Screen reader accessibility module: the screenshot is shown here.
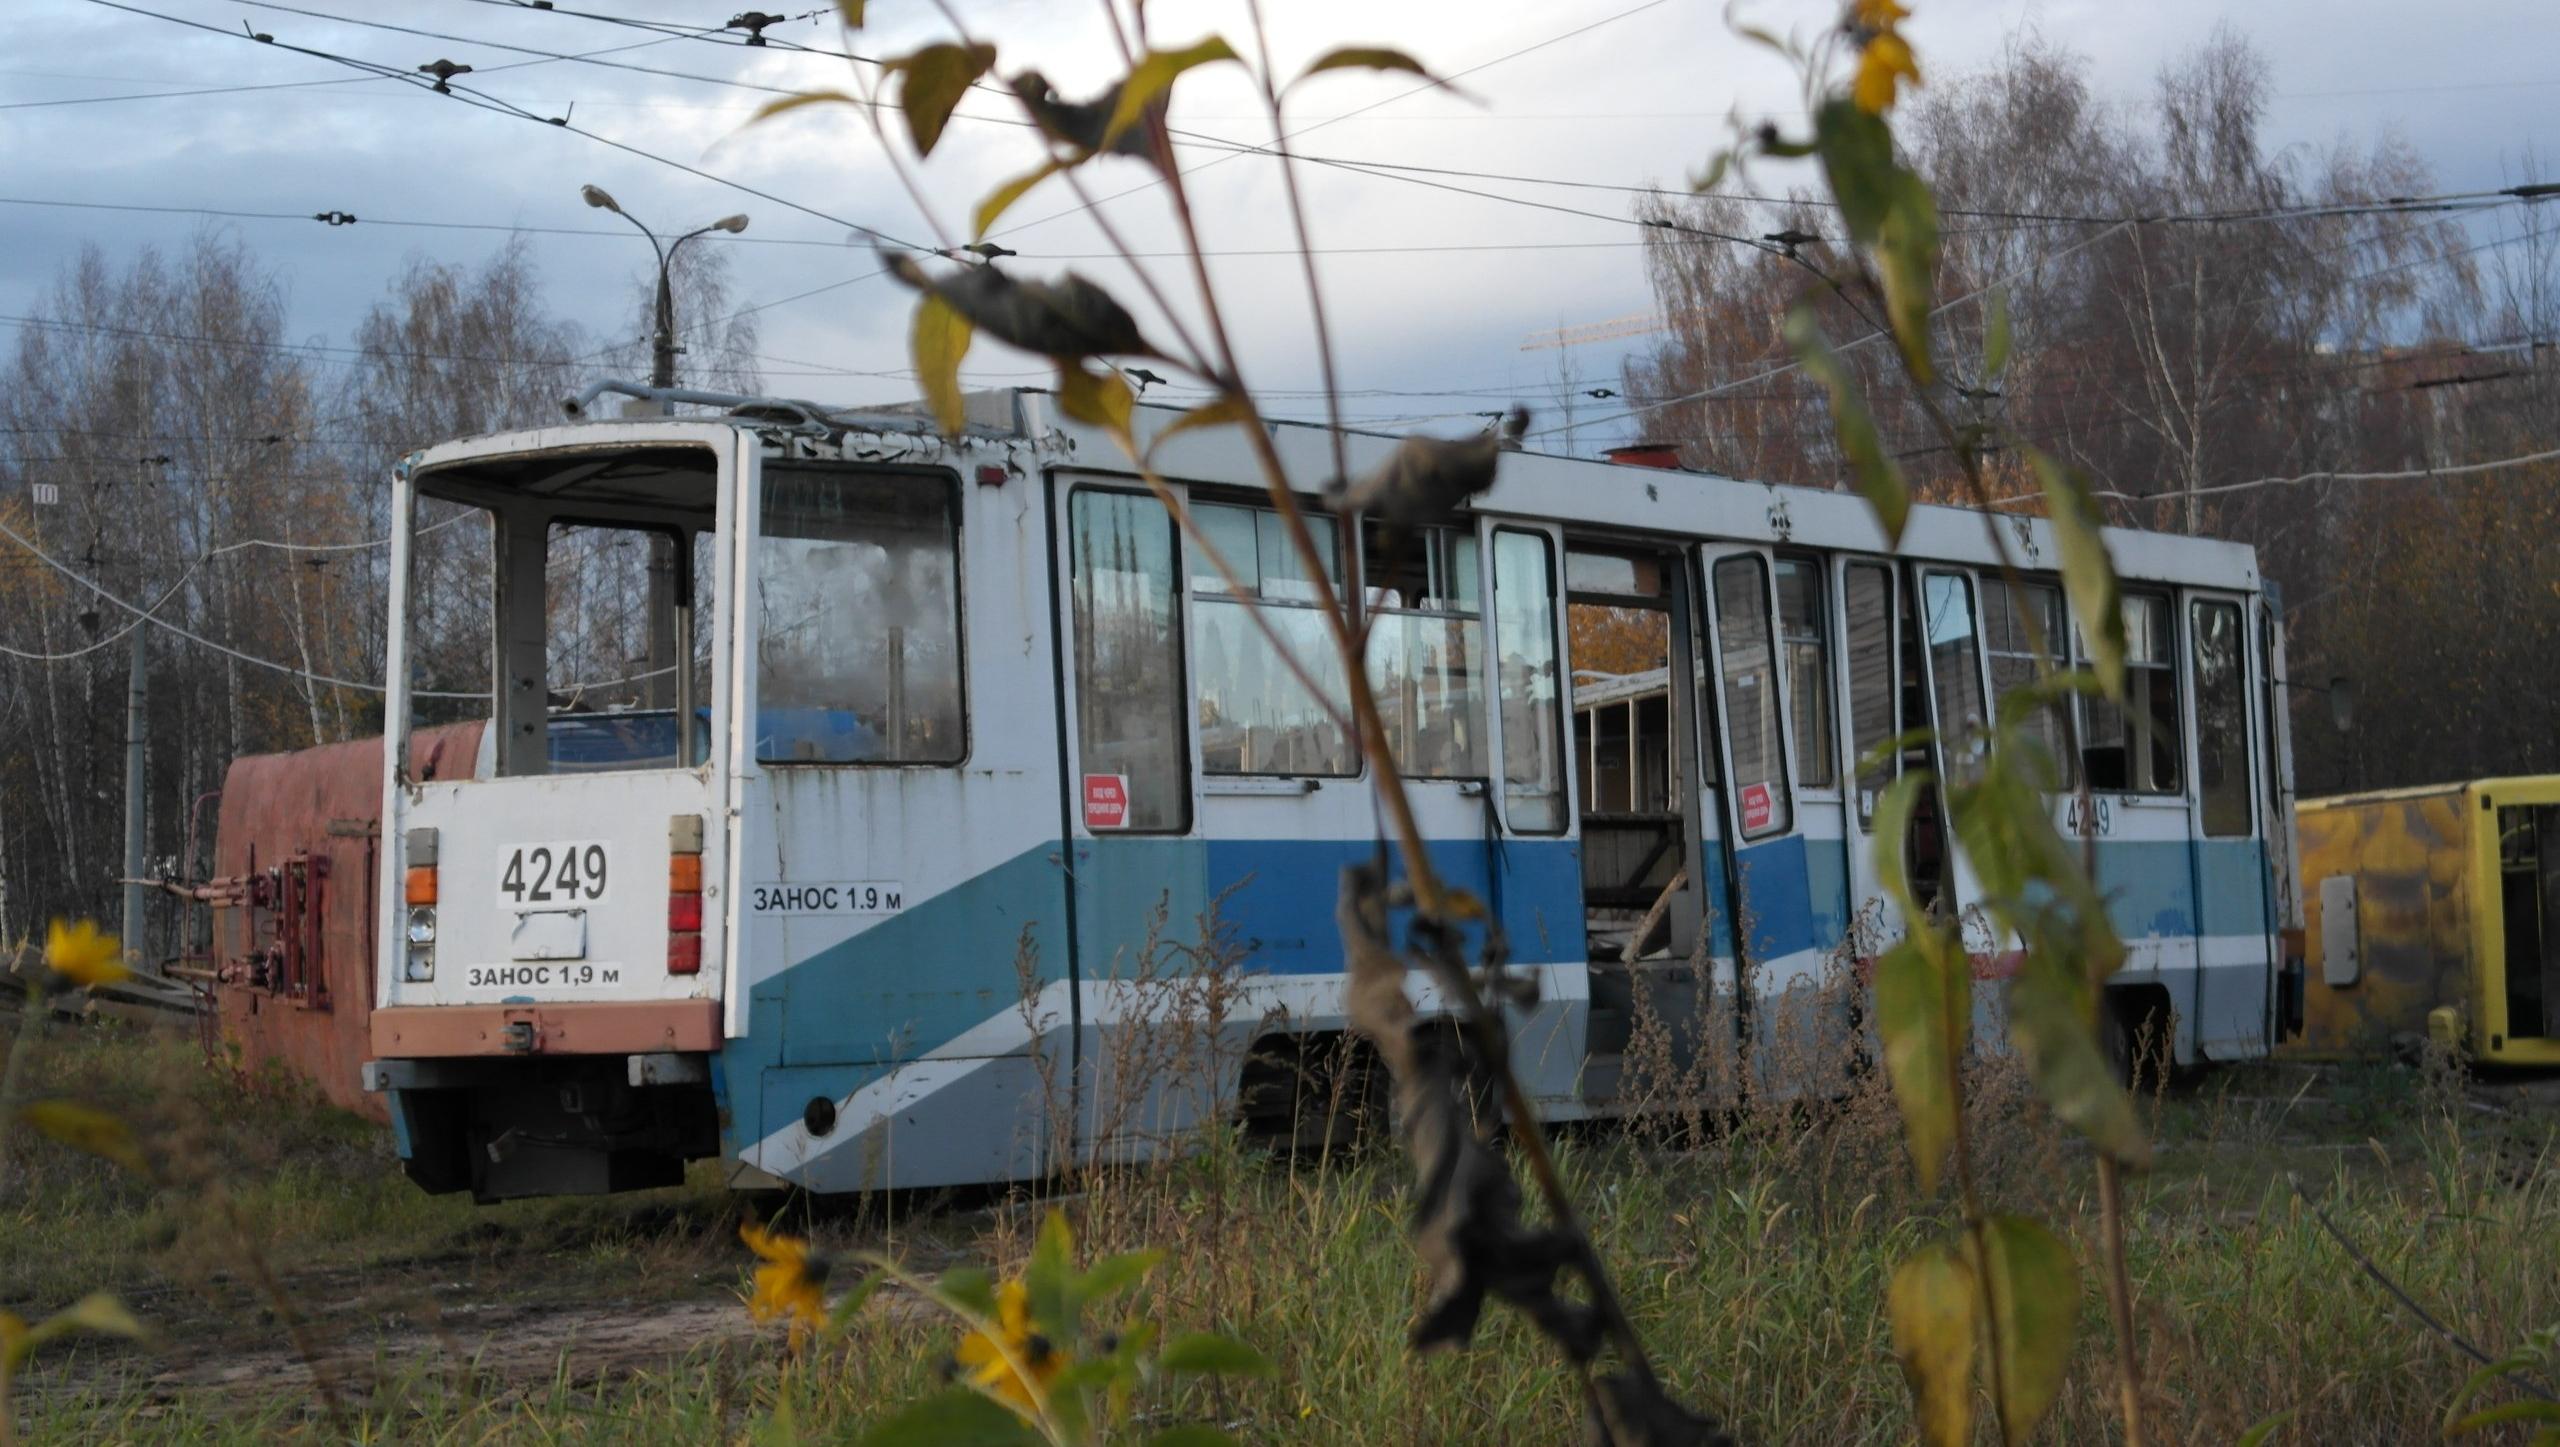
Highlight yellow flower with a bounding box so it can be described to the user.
[954,1278,1065,1419]
[1854,0,1911,28]
[739,1222,829,1344]
[44,918,128,990]
[1853,29,1921,114]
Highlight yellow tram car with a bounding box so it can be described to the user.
[2288,777,2560,1066]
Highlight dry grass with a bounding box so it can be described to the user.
[4,1010,2556,1443]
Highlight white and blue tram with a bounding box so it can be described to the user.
[364,387,2300,1200]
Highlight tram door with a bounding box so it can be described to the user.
[1697,545,1850,1093]
[1833,557,1907,955]
[1562,543,1723,1104]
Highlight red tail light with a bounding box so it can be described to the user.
[668,893,704,932]
[666,932,702,975]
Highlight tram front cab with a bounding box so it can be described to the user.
[367,422,740,1201]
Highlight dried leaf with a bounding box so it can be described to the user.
[1143,394,1254,464]
[1332,408,1520,528]
[1105,36,1240,147]
[1336,865,1596,1361]
[886,253,1154,360]
[1010,71,1153,162]
[1966,1215,2079,1445]
[1888,1242,1978,1447]
[2025,446,2125,700]
[832,0,864,28]
[16,1099,146,1174]
[1055,364,1135,439]
[910,293,974,438]
[974,157,1063,239]
[1586,1368,1735,1446]
[895,42,996,156]
[1784,305,1907,545]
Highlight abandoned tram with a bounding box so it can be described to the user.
[203,386,2302,1201]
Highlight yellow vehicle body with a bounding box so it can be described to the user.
[2290,777,2560,1066]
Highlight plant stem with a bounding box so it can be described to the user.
[2097,1152,2145,1446]
[0,986,48,1203]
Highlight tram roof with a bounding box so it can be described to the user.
[403,386,2263,595]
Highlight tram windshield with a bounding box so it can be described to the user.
[405,444,718,777]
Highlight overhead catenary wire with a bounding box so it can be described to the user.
[0,512,665,698]
[81,0,934,255]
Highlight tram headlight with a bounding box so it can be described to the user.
[404,936,435,983]
[406,907,437,946]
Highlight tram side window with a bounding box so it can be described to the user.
[1979,578,2075,788]
[1069,490,1190,832]
[1921,572,1989,784]
[1365,522,1484,780]
[2082,592,2180,794]
[1712,555,1791,838]
[1493,530,1567,833]
[755,467,963,764]
[1773,558,1837,790]
[1843,563,1897,821]
[2191,599,2251,836]
[1190,501,1355,776]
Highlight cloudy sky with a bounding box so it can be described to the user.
[5,0,2557,454]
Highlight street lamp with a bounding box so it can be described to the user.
[580,184,749,388]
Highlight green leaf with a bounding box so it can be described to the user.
[1055,365,1136,438]
[1983,288,2012,380]
[1024,1208,1076,1337]
[1689,149,1735,196]
[1288,46,1460,96]
[2025,447,2124,701]
[856,1387,1042,1447]
[2234,1408,2296,1447]
[911,294,975,438]
[974,158,1063,239]
[746,89,861,129]
[2007,968,2151,1166]
[1105,36,1240,147]
[1873,936,1965,1194]
[1074,1248,1162,1306]
[1966,1215,2079,1446]
[826,1269,885,1329]
[934,1266,996,1320]
[1812,97,1940,384]
[2448,1400,2560,1435]
[897,42,997,157]
[17,1099,146,1174]
[5,1292,146,1371]
[1145,1429,1240,1447]
[1868,768,1932,919]
[1784,304,1907,545]
[1873,175,1941,385]
[1158,1331,1275,1376]
[1887,1242,1978,1447]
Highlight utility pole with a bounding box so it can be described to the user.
[577,184,749,711]
[121,627,146,974]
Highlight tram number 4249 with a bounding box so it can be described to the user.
[2064,795,2115,837]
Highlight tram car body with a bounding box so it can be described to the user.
[2284,778,2560,1066]
[343,388,2300,1201]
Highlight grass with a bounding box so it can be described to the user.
[3,1018,2555,1443]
